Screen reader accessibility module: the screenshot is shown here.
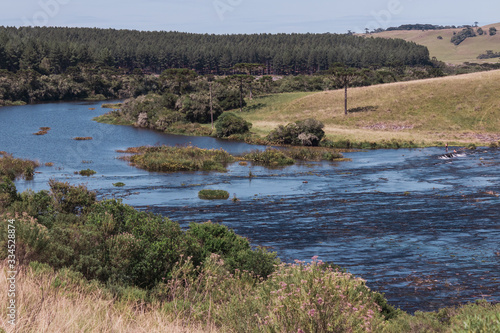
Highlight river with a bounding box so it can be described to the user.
[1,100,499,313]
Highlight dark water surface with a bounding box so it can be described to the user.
[1,101,499,313]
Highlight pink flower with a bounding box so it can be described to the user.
[317,297,324,305]
[298,329,305,333]
[308,309,316,317]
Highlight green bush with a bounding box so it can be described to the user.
[267,118,325,146]
[185,221,278,278]
[48,179,96,214]
[198,189,230,200]
[215,112,252,138]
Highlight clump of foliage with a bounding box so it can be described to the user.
[73,137,93,140]
[33,127,51,135]
[283,147,344,161]
[112,182,126,187]
[78,169,97,176]
[158,256,395,332]
[121,145,235,172]
[215,112,252,138]
[243,149,295,167]
[451,27,476,45]
[0,153,39,181]
[267,118,325,146]
[490,27,497,36]
[0,182,278,290]
[198,189,230,200]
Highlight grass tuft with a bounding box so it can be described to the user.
[198,189,230,200]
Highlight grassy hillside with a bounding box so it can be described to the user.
[368,23,500,64]
[242,70,500,145]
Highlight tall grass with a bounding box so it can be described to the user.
[121,145,235,172]
[0,261,217,333]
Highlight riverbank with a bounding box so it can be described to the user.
[239,70,500,147]
[95,70,500,148]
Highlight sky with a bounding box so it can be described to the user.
[1,0,498,34]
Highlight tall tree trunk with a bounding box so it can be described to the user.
[344,84,348,115]
[209,81,214,129]
[239,78,243,112]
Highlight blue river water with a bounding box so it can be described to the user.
[1,100,499,313]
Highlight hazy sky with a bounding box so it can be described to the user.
[2,0,498,34]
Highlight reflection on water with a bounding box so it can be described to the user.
[2,101,499,313]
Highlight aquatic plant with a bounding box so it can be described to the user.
[78,169,97,176]
[243,149,295,167]
[33,127,51,135]
[123,145,235,172]
[198,189,229,200]
[73,137,93,140]
[112,182,126,187]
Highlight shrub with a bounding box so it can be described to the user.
[0,176,18,208]
[48,179,96,214]
[185,221,278,278]
[198,189,230,200]
[267,118,325,146]
[215,112,252,138]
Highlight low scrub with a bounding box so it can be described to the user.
[243,147,344,166]
[120,145,235,172]
[198,189,230,200]
[243,149,295,167]
[78,169,97,176]
[0,153,38,181]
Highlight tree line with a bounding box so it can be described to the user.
[0,26,432,75]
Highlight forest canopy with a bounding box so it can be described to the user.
[0,26,431,75]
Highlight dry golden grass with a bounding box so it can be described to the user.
[367,23,500,64]
[243,70,500,145]
[0,262,217,333]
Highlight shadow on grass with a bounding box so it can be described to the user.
[244,103,267,112]
[348,105,378,113]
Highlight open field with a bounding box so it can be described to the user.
[368,23,500,64]
[241,70,500,146]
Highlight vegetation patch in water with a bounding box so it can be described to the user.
[101,103,123,109]
[243,149,295,167]
[78,169,97,176]
[112,182,126,187]
[120,145,235,172]
[33,127,51,136]
[73,137,93,141]
[198,189,230,200]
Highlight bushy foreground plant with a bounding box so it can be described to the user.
[157,256,395,332]
[0,181,278,291]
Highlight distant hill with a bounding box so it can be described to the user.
[365,23,500,65]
